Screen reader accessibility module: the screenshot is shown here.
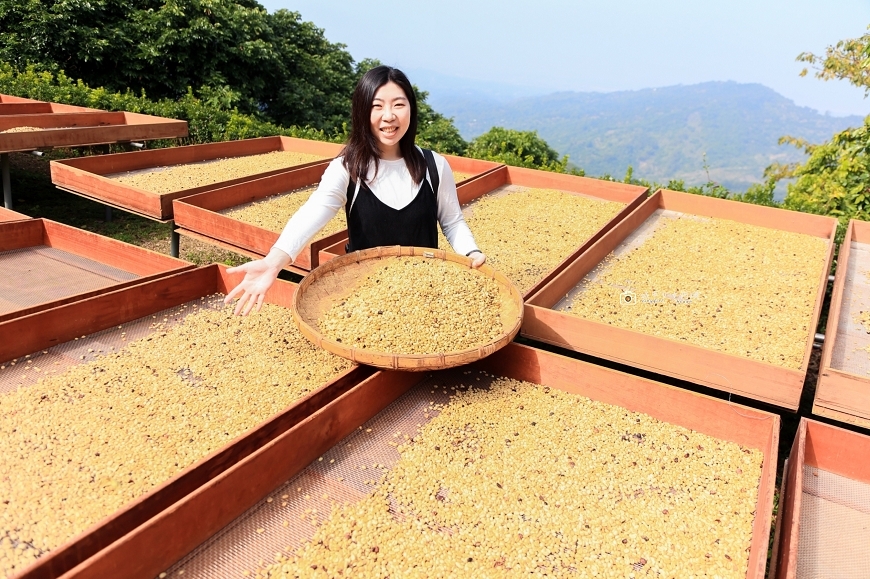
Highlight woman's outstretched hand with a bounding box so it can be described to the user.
[224,248,291,316]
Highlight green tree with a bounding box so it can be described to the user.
[0,0,361,130]
[773,26,870,230]
[465,127,570,172]
[798,25,870,96]
[781,124,870,223]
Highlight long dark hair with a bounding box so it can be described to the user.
[342,66,426,185]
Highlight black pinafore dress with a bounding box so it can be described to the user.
[344,149,440,252]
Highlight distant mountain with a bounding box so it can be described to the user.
[405,68,549,103]
[427,81,866,193]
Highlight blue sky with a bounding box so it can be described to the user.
[261,0,870,116]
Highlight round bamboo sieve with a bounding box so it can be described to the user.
[292,246,523,370]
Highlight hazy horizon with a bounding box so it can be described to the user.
[406,70,868,120]
[262,0,870,118]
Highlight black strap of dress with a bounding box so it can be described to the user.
[423,148,439,200]
[344,149,441,252]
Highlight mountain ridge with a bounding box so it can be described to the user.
[427,81,866,191]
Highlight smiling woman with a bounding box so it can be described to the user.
[224,66,487,315]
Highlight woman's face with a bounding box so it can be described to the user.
[370,81,411,159]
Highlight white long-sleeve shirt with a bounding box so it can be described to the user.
[272,151,480,261]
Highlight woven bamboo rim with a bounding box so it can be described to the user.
[292,246,523,371]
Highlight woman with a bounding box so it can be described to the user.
[225,66,486,315]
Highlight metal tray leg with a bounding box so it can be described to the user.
[2,153,11,209]
[170,223,180,258]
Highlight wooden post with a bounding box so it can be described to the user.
[170,222,180,258]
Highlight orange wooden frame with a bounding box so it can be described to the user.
[173,227,312,276]
[0,111,188,154]
[815,219,870,428]
[172,154,502,271]
[0,94,97,115]
[172,162,338,271]
[43,342,779,579]
[523,188,837,410]
[50,136,344,220]
[0,206,29,222]
[769,418,870,579]
[318,164,649,298]
[0,103,97,116]
[0,95,43,104]
[0,218,192,323]
[5,264,373,579]
[440,153,503,185]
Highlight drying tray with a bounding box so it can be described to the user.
[815,219,870,429]
[317,164,648,299]
[173,154,503,272]
[0,206,29,222]
[293,246,523,370]
[769,418,870,579]
[54,342,780,579]
[440,153,504,186]
[0,218,192,323]
[0,108,188,154]
[50,136,343,221]
[523,188,837,411]
[3,264,374,579]
[0,95,95,116]
[172,162,343,274]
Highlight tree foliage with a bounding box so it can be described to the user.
[597,164,778,208]
[773,26,870,236]
[465,127,571,172]
[0,0,362,129]
[781,121,870,224]
[798,25,870,96]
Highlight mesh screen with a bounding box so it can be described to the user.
[0,296,227,564]
[162,371,480,578]
[796,466,870,579]
[0,295,224,395]
[829,241,870,375]
[0,246,137,315]
[159,367,765,578]
[553,209,699,310]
